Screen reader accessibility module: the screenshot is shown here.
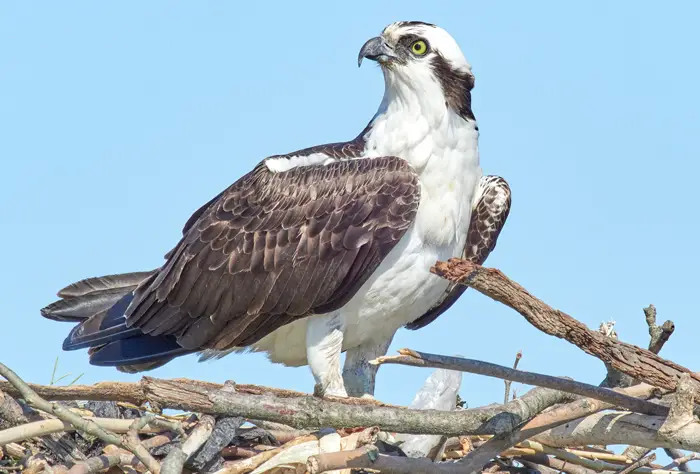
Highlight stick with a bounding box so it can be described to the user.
[0,362,161,474]
[371,349,668,416]
[504,351,522,405]
[430,259,700,396]
[0,417,172,445]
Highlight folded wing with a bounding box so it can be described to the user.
[57,155,420,369]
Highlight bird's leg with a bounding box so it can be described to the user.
[342,333,394,399]
[306,312,348,398]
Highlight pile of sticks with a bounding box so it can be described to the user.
[0,258,697,474]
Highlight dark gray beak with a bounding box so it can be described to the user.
[358,36,396,67]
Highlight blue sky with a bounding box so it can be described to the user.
[1,0,699,432]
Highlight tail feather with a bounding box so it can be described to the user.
[62,293,141,350]
[41,289,133,322]
[88,334,190,368]
[42,271,192,373]
[42,271,155,322]
[57,271,156,298]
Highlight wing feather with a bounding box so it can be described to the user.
[124,156,420,351]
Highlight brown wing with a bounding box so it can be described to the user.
[125,156,420,351]
[405,175,511,330]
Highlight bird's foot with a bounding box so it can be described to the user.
[313,381,348,398]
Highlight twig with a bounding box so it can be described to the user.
[0,362,161,474]
[430,259,700,395]
[644,305,675,354]
[160,414,215,474]
[371,349,668,416]
[618,452,655,474]
[504,351,522,405]
[125,415,159,473]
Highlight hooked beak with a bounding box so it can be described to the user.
[358,36,396,67]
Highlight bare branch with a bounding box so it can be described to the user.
[371,349,668,416]
[430,259,700,396]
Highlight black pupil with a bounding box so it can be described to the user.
[414,43,422,51]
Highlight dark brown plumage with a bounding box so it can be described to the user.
[128,156,420,351]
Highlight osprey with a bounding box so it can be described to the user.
[41,21,511,398]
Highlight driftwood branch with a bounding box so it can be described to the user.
[371,349,668,416]
[430,259,700,396]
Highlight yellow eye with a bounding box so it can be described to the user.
[411,40,428,55]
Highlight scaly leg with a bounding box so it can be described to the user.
[306,312,347,397]
[342,332,395,399]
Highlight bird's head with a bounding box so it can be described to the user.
[358,21,475,121]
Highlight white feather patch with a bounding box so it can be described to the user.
[264,152,336,173]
